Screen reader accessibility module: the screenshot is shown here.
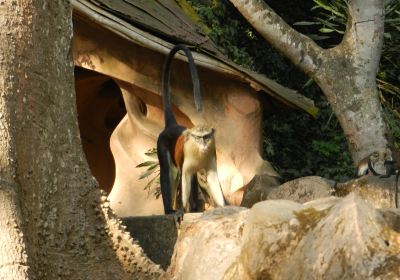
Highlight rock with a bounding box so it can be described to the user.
[164,207,248,280]
[226,194,400,279]
[166,194,400,279]
[334,175,398,208]
[240,174,280,208]
[379,208,400,232]
[241,175,398,209]
[267,176,335,203]
[122,215,178,269]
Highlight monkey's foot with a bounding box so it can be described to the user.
[173,208,185,227]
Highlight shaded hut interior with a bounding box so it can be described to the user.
[75,67,126,193]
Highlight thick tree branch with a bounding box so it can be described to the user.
[229,0,389,163]
[344,0,385,82]
[229,0,323,76]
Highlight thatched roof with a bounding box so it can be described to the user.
[72,0,318,116]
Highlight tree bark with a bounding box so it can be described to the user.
[0,1,161,279]
[229,0,387,163]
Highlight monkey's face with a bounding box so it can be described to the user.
[191,133,212,149]
[370,151,380,163]
[188,125,215,153]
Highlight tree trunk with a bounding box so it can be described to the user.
[229,0,387,164]
[0,1,161,279]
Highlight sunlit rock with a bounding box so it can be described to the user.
[164,207,248,280]
[166,194,400,279]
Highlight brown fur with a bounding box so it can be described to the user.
[173,134,185,168]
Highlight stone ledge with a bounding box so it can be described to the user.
[122,213,202,269]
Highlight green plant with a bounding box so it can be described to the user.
[136,148,161,198]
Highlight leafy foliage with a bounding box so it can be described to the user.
[377,1,400,148]
[262,95,353,181]
[187,0,304,84]
[136,148,161,198]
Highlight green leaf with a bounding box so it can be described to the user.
[136,161,158,168]
[146,163,159,171]
[308,34,331,41]
[319,27,335,33]
[144,148,158,158]
[312,0,345,18]
[384,32,392,40]
[293,21,319,26]
[143,175,159,190]
[139,167,159,180]
[302,79,315,88]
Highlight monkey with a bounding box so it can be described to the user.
[354,148,398,207]
[354,151,381,178]
[157,44,226,219]
[354,148,394,178]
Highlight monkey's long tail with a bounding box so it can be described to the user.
[162,44,201,127]
[395,172,399,208]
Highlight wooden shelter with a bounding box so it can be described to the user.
[71,0,317,216]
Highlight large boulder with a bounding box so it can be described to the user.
[165,194,400,280]
[334,175,398,208]
[241,175,398,209]
[164,207,247,280]
[242,175,334,207]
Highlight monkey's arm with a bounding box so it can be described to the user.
[181,167,193,213]
[205,161,226,207]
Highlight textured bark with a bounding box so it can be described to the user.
[229,0,387,163]
[0,0,161,279]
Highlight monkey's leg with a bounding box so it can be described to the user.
[169,164,180,211]
[157,141,174,214]
[181,167,193,213]
[189,174,203,212]
[168,168,192,226]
